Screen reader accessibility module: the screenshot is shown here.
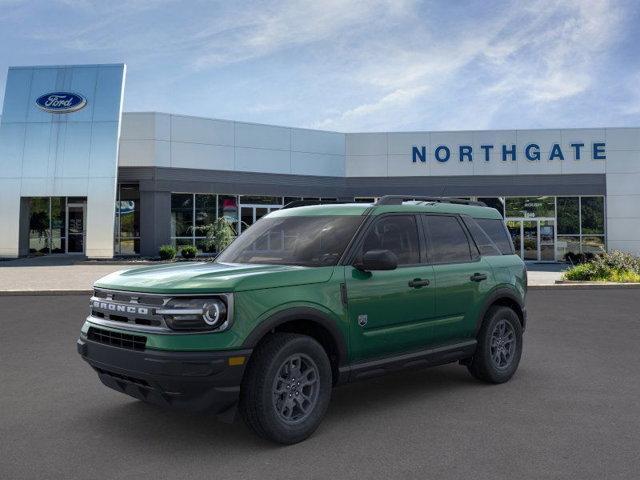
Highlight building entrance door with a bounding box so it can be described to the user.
[239,204,282,234]
[506,218,556,261]
[66,202,86,254]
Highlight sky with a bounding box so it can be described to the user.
[0,0,639,132]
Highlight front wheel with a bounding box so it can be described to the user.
[239,333,332,444]
[467,306,523,383]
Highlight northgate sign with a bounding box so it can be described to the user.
[411,142,606,163]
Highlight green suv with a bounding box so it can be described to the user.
[78,196,526,444]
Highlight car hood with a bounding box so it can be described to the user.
[93,262,336,294]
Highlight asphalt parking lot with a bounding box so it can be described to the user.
[1,289,639,480]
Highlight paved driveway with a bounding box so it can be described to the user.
[1,289,639,479]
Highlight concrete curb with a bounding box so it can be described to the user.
[530,282,640,290]
[0,289,93,296]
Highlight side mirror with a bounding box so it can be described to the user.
[354,249,398,271]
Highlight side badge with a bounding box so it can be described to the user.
[358,314,368,327]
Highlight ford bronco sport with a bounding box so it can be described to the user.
[78,196,527,444]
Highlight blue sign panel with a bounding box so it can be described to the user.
[35,92,87,114]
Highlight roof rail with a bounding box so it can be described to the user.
[374,195,486,207]
[282,200,350,209]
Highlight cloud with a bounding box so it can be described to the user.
[0,0,633,131]
[313,0,625,131]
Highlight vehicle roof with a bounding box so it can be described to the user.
[269,202,503,220]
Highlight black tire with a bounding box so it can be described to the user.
[239,333,332,444]
[467,306,523,384]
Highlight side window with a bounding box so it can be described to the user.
[475,218,514,255]
[462,216,501,256]
[424,215,473,264]
[360,215,420,265]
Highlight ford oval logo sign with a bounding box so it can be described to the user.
[35,92,87,114]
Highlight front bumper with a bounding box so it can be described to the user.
[77,336,251,414]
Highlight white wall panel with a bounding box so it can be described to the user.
[171,115,234,146]
[606,172,640,195]
[118,139,158,167]
[605,150,640,174]
[388,153,431,176]
[346,133,387,156]
[235,147,290,174]
[120,113,157,140]
[387,132,429,156]
[345,154,387,177]
[291,151,343,176]
[605,195,640,218]
[170,142,234,170]
[606,128,640,151]
[291,128,344,155]
[235,122,290,150]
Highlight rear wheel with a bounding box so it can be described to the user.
[239,333,332,444]
[467,306,523,383]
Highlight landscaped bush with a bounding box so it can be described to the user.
[158,244,177,260]
[180,245,198,259]
[563,250,640,282]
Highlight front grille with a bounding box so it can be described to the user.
[90,288,168,331]
[87,326,147,351]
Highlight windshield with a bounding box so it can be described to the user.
[216,215,364,267]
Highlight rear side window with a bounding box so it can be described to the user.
[360,215,420,265]
[462,216,502,256]
[475,218,514,255]
[424,215,472,264]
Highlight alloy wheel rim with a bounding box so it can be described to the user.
[490,319,516,369]
[272,353,320,425]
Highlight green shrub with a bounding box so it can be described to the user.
[158,245,177,260]
[180,245,198,259]
[563,250,640,282]
[192,217,236,254]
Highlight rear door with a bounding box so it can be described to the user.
[345,214,436,362]
[421,214,493,344]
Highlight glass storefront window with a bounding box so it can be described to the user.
[557,236,581,259]
[239,195,283,205]
[171,193,194,238]
[195,194,216,228]
[218,195,239,234]
[27,196,85,255]
[582,236,605,254]
[557,197,579,234]
[114,184,140,255]
[581,197,605,234]
[505,196,555,218]
[29,198,50,254]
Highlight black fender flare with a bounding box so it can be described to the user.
[476,287,526,333]
[242,307,348,366]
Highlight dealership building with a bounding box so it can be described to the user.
[1,63,639,261]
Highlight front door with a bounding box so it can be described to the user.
[506,218,556,261]
[66,203,85,254]
[345,214,436,362]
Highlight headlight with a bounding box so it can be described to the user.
[157,297,230,332]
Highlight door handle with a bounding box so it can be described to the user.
[470,273,488,282]
[408,278,430,288]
